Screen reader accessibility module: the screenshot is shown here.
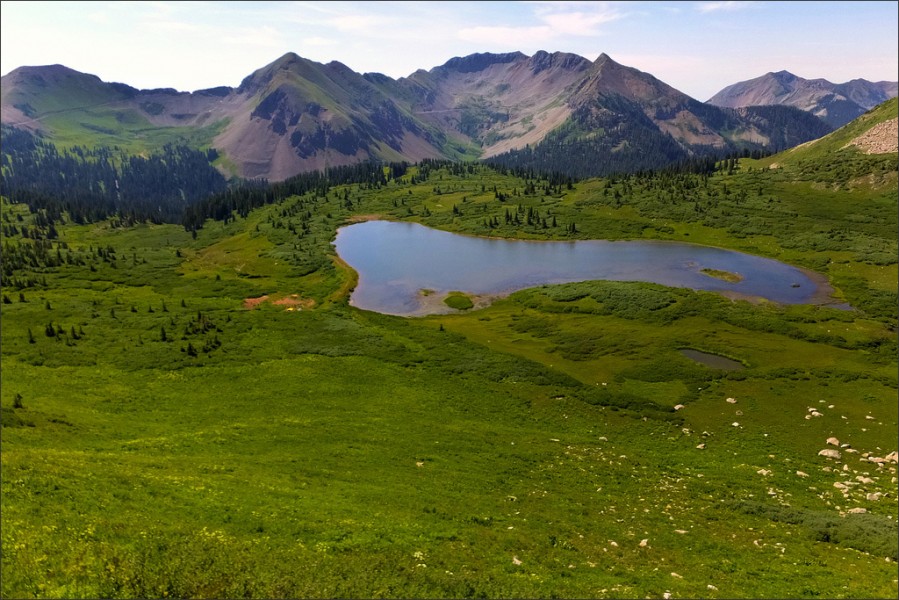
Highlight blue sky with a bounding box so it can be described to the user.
[1,1,896,100]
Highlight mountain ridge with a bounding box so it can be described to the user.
[707,70,897,129]
[2,51,889,181]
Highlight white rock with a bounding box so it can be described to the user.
[833,482,848,490]
[727,398,737,404]
[818,449,841,459]
[757,469,771,476]
[674,404,685,411]
[696,444,706,449]
[867,492,882,501]
[796,471,809,478]
[847,507,867,514]
[856,476,874,484]
[639,538,649,547]
[826,437,840,446]
[886,451,898,463]
[811,411,823,417]
[671,572,683,579]
[707,585,718,591]
[512,556,522,565]
[732,422,740,427]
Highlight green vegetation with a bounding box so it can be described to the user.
[701,268,744,283]
[444,291,474,310]
[2,139,897,598]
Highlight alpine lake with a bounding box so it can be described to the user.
[334,220,842,317]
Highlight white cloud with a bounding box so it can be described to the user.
[458,25,554,46]
[302,36,338,47]
[221,26,284,48]
[459,1,625,45]
[696,1,754,14]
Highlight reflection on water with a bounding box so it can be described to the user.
[334,221,830,316]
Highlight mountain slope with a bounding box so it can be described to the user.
[1,52,844,181]
[707,71,898,129]
[760,97,898,181]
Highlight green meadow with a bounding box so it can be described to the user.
[1,140,897,597]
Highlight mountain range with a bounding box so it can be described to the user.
[708,70,897,129]
[2,51,894,181]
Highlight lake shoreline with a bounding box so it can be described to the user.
[335,219,849,316]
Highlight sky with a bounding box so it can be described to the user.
[1,1,897,101]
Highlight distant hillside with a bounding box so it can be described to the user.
[2,52,842,181]
[761,97,898,169]
[707,71,898,129]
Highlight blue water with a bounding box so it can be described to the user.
[334,220,830,316]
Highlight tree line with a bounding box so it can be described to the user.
[1,126,227,225]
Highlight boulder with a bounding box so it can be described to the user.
[826,437,840,446]
[818,449,841,459]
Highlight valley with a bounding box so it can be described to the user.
[1,98,897,598]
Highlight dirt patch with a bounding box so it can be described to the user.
[243,295,269,309]
[243,294,315,311]
[273,294,315,310]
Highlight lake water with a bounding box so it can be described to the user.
[333,220,833,316]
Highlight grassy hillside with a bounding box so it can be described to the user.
[1,154,897,598]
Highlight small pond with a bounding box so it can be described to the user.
[679,349,745,370]
[334,220,837,316]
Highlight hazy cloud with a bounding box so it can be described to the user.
[696,1,754,13]
[459,1,624,45]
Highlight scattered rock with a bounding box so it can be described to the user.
[727,398,737,404]
[674,404,685,411]
[826,437,840,446]
[856,476,874,484]
[757,469,771,476]
[674,529,688,534]
[671,572,683,579]
[867,492,883,501]
[639,538,649,548]
[696,443,706,450]
[886,451,898,463]
[732,422,740,427]
[512,556,522,566]
[811,411,823,417]
[818,449,841,460]
[707,584,718,591]
[796,471,809,478]
[847,507,867,514]
[833,482,848,490]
